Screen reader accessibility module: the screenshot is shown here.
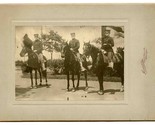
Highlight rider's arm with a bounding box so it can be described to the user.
[109,37,114,47]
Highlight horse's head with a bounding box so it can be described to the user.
[60,41,69,58]
[20,44,28,57]
[83,41,92,56]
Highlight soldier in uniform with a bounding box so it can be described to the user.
[101,30,114,68]
[33,34,46,71]
[69,33,86,72]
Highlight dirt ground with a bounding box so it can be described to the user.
[15,70,124,101]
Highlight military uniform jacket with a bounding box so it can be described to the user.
[33,39,43,54]
[101,36,114,52]
[69,38,80,53]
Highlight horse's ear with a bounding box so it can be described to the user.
[65,41,68,45]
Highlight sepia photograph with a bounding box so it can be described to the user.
[15,25,125,101]
[1,3,155,121]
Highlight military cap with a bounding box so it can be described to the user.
[105,30,110,34]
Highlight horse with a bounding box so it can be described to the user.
[60,42,88,92]
[83,42,124,95]
[20,45,49,88]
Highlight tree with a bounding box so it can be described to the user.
[40,30,64,61]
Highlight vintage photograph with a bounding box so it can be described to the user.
[15,25,124,101]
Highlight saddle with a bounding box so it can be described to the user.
[100,51,122,63]
[100,52,109,63]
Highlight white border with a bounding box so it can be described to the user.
[11,19,129,105]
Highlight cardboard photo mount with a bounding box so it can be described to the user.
[0,4,154,121]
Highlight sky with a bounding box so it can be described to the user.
[15,26,124,61]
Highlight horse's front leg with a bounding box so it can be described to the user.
[30,69,33,88]
[72,71,76,92]
[34,70,38,88]
[38,69,42,86]
[67,71,70,91]
[120,73,124,92]
[97,71,104,95]
[76,72,80,90]
[84,70,89,91]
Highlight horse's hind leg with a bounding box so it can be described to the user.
[72,71,76,92]
[44,70,49,88]
[30,69,33,88]
[120,74,124,92]
[34,70,38,88]
[84,71,89,91]
[67,71,70,91]
[38,69,42,86]
[97,71,104,95]
[76,72,80,90]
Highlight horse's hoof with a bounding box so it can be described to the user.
[85,86,89,91]
[72,88,76,92]
[67,89,70,92]
[98,91,104,95]
[120,87,124,92]
[76,87,79,90]
[30,86,33,89]
[46,84,50,88]
[34,86,38,89]
[39,84,42,86]
[85,91,88,94]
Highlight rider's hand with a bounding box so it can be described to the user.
[101,49,104,52]
[34,50,37,53]
[70,48,73,51]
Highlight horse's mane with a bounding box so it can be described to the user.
[88,44,100,55]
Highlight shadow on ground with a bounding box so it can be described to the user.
[88,89,120,94]
[15,87,31,97]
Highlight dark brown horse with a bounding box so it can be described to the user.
[83,42,124,95]
[20,45,49,88]
[61,42,88,92]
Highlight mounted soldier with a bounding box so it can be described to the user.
[33,34,46,71]
[101,30,114,69]
[69,33,86,72]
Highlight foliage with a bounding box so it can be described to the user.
[15,60,24,66]
[41,30,64,53]
[47,59,65,75]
